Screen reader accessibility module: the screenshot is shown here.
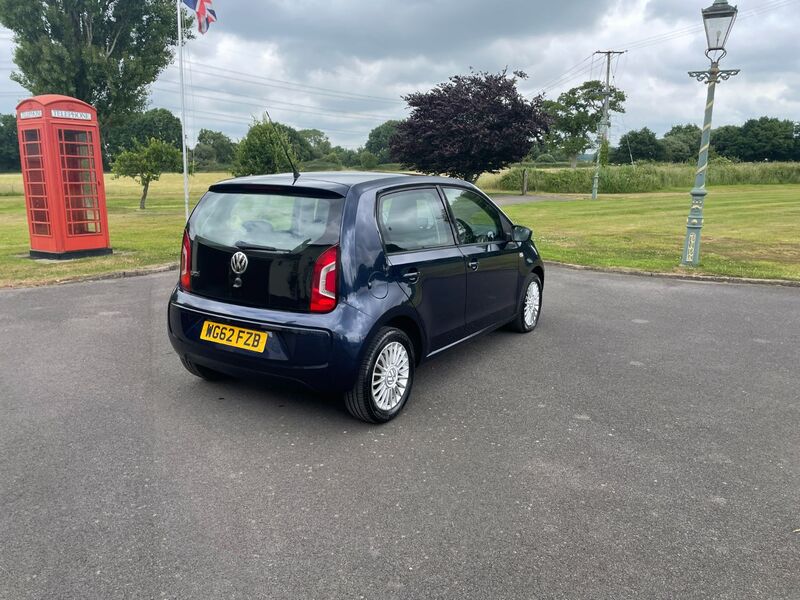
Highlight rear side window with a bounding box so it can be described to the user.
[191,191,344,251]
[378,188,454,253]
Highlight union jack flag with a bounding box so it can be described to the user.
[182,0,217,34]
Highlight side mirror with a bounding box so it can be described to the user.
[512,225,532,243]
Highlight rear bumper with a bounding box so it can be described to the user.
[167,288,367,392]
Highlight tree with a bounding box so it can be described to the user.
[191,142,218,171]
[0,114,20,172]
[112,138,181,209]
[661,124,701,163]
[710,124,742,159]
[197,129,236,167]
[359,150,379,170]
[391,69,548,183]
[274,123,314,162]
[615,128,663,162]
[736,117,795,162]
[711,118,796,161]
[598,138,609,167]
[0,1,188,132]
[105,108,182,161]
[332,146,360,167]
[609,140,632,165]
[543,80,625,168]
[365,120,400,164]
[298,129,332,159]
[233,119,296,177]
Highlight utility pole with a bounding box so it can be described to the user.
[591,50,625,200]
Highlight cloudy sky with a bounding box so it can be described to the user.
[0,0,798,149]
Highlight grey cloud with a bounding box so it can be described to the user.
[213,0,614,68]
[0,0,797,150]
[643,0,706,23]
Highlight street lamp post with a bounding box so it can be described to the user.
[681,0,740,267]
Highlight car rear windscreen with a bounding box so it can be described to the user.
[191,190,344,252]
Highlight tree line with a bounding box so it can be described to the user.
[607,118,800,165]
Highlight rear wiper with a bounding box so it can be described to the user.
[290,238,312,252]
[234,242,284,252]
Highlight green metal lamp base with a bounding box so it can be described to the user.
[681,186,707,267]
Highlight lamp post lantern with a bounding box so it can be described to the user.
[681,0,740,267]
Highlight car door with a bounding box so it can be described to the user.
[378,187,466,352]
[441,187,520,334]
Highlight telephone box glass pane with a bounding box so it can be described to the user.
[20,128,50,236]
[58,128,102,236]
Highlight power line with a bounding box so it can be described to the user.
[0,37,403,106]
[158,104,370,137]
[155,79,400,121]
[158,99,387,130]
[534,54,594,95]
[165,43,405,102]
[165,61,404,105]
[539,62,598,95]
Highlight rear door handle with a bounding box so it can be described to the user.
[402,269,420,283]
[468,258,479,271]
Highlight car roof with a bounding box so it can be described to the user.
[211,171,472,195]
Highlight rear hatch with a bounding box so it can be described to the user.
[187,185,344,312]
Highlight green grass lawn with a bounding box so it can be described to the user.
[0,172,798,286]
[0,172,227,287]
[502,185,800,281]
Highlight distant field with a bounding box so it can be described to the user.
[0,172,798,286]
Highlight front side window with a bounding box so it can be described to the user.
[442,188,504,244]
[378,188,454,253]
[191,191,343,252]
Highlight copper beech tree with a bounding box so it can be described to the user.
[390,69,549,183]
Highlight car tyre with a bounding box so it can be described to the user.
[180,356,228,381]
[345,327,415,423]
[510,273,543,333]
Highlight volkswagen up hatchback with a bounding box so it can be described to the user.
[167,172,544,422]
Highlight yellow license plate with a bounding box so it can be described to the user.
[199,320,268,353]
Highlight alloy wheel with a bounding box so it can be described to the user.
[371,341,410,411]
[523,280,541,328]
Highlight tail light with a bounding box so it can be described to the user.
[179,230,191,291]
[310,245,338,313]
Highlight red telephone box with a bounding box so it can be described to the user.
[16,95,112,259]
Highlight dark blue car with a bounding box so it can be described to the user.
[168,172,544,422]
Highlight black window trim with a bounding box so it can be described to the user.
[375,184,459,256]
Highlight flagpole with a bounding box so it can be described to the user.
[176,0,190,221]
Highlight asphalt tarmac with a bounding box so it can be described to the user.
[1,267,798,599]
